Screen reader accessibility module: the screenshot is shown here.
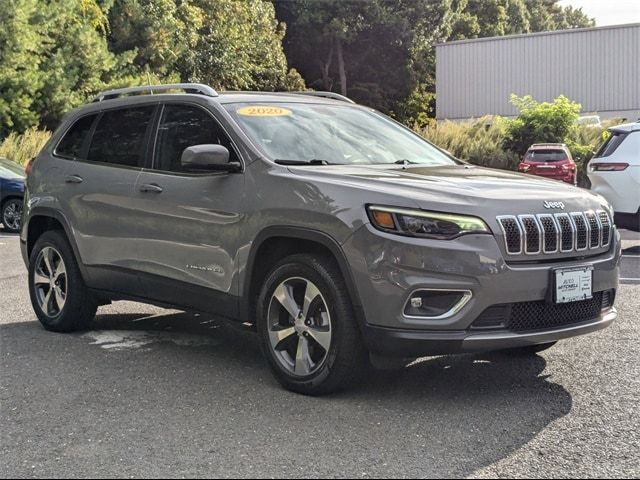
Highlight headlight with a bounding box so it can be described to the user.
[367,205,491,240]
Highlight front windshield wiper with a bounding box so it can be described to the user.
[392,159,418,165]
[274,159,342,166]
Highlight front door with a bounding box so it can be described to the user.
[131,103,245,317]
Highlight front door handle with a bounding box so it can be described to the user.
[139,183,163,194]
[65,175,84,184]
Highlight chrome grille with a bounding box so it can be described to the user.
[599,211,611,247]
[498,210,612,257]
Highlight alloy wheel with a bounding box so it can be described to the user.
[267,277,332,377]
[2,200,22,231]
[33,247,67,318]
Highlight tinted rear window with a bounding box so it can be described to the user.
[595,132,628,158]
[87,106,155,167]
[55,114,97,159]
[525,149,567,162]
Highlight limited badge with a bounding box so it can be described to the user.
[237,106,292,117]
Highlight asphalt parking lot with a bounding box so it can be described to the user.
[1,228,639,478]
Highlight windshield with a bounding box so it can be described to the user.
[0,158,25,179]
[225,102,458,166]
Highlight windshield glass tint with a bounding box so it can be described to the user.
[225,103,457,166]
[525,149,567,162]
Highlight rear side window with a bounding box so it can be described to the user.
[595,132,628,158]
[55,114,97,159]
[525,149,568,162]
[87,106,155,167]
[154,104,238,173]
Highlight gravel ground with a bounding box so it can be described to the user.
[1,229,639,478]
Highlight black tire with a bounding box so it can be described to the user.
[500,341,557,356]
[28,230,97,332]
[1,198,23,233]
[256,254,368,396]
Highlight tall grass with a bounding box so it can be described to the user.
[416,116,520,170]
[0,127,52,165]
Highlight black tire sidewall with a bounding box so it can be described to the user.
[28,230,94,332]
[256,255,361,394]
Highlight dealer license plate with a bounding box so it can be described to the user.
[555,266,593,304]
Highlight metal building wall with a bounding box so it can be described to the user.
[436,23,640,120]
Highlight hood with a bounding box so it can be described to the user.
[287,164,609,214]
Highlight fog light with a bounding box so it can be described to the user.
[404,289,472,319]
[410,297,423,308]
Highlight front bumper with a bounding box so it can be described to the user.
[363,308,617,357]
[342,223,621,355]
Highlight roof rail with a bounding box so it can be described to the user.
[531,143,566,147]
[93,83,219,102]
[289,91,356,104]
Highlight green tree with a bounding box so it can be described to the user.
[34,0,130,130]
[0,0,42,138]
[107,0,202,78]
[184,0,304,91]
[504,95,581,155]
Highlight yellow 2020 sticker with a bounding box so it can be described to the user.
[237,106,292,117]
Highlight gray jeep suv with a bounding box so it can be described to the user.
[21,84,621,395]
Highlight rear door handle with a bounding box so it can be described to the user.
[65,175,84,184]
[139,183,163,194]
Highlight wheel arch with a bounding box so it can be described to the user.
[241,226,364,325]
[24,208,89,280]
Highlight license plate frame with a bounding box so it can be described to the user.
[553,266,594,304]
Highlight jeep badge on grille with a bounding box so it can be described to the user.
[544,201,565,210]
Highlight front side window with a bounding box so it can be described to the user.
[154,104,238,173]
[225,102,458,166]
[87,106,155,167]
[55,114,97,160]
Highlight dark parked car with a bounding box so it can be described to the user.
[0,157,25,233]
[519,143,577,185]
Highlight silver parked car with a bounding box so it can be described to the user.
[21,84,621,395]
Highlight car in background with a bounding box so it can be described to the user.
[0,157,26,233]
[588,122,640,232]
[578,115,602,129]
[518,143,577,185]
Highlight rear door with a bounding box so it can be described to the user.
[131,102,245,317]
[56,104,157,295]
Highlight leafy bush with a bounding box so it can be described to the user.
[0,127,51,165]
[417,116,520,170]
[504,95,581,156]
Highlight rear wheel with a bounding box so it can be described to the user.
[256,254,367,395]
[2,198,23,233]
[29,230,97,332]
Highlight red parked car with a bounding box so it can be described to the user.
[518,143,577,185]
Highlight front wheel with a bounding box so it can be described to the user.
[256,254,367,395]
[2,198,23,233]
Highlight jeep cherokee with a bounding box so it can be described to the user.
[21,84,621,395]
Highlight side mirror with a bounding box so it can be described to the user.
[181,145,241,173]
